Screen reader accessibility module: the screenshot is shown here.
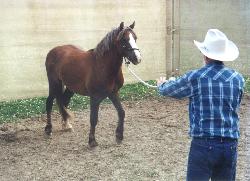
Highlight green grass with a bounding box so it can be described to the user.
[0,78,249,124]
[245,77,250,93]
[0,81,157,124]
[0,97,47,123]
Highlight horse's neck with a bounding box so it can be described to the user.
[97,50,123,75]
[97,47,122,64]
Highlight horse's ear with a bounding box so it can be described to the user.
[129,21,135,29]
[119,22,124,31]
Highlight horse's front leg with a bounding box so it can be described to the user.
[89,96,103,148]
[108,93,125,144]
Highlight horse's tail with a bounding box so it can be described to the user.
[45,48,57,70]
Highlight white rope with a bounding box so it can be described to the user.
[125,63,158,89]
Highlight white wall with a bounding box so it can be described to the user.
[0,0,170,100]
[177,0,250,75]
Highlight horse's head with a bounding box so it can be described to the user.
[116,22,141,65]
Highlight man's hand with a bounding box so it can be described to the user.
[156,76,176,87]
[156,77,167,86]
[168,77,176,81]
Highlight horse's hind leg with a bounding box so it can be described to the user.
[63,88,74,107]
[108,93,125,144]
[45,94,55,136]
[60,88,74,131]
[89,96,104,147]
[45,78,61,136]
[56,96,72,132]
[45,79,73,134]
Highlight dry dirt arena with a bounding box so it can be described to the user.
[0,96,249,181]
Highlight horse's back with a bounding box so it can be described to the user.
[46,45,86,65]
[45,45,94,94]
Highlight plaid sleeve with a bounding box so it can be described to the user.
[158,73,193,99]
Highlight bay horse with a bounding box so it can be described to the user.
[45,22,141,147]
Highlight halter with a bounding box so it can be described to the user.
[120,35,140,52]
[125,47,140,51]
[124,57,158,89]
[117,27,137,41]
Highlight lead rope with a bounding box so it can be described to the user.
[124,58,158,89]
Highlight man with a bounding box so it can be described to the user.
[156,29,245,181]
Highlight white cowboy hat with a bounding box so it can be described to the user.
[194,29,239,61]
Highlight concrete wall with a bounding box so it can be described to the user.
[176,0,250,76]
[0,0,171,100]
[2,0,249,101]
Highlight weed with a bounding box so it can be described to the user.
[0,81,158,124]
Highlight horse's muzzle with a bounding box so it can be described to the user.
[127,49,141,65]
[133,58,141,65]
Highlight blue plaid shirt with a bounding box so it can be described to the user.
[158,62,245,139]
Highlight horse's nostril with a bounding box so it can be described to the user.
[137,58,141,64]
[133,60,140,65]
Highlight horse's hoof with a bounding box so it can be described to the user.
[89,140,98,148]
[116,133,123,144]
[62,127,74,132]
[44,125,52,136]
[116,137,123,144]
[65,128,74,132]
[44,132,52,138]
[62,123,73,132]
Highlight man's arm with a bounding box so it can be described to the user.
[157,73,192,99]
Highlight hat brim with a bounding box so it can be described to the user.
[194,40,239,61]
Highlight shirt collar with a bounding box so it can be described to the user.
[205,61,224,68]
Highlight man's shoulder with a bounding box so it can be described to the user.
[182,66,244,83]
[222,67,244,81]
[184,67,207,80]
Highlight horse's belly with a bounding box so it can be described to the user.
[65,83,89,96]
[59,60,90,95]
[61,72,89,95]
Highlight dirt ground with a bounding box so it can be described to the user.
[0,96,249,181]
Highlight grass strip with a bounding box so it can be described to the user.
[1,78,249,124]
[0,81,157,124]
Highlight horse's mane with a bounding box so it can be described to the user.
[94,27,120,59]
[94,26,137,59]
